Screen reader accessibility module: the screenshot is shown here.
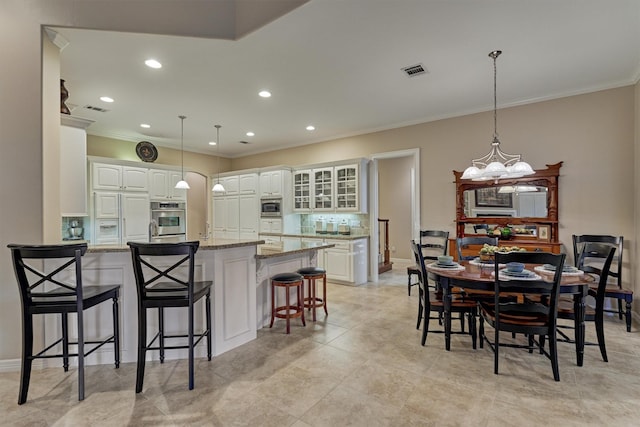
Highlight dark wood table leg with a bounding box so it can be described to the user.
[443,277,452,351]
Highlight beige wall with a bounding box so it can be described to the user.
[635,80,640,306]
[378,157,413,260]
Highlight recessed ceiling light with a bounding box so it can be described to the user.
[140,123,150,128]
[246,132,255,137]
[209,141,217,146]
[258,90,271,98]
[145,59,162,69]
[100,96,114,103]
[306,125,315,131]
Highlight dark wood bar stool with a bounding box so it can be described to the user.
[128,241,213,393]
[297,267,327,321]
[270,272,305,334]
[7,243,121,404]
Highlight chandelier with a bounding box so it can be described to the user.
[461,50,534,181]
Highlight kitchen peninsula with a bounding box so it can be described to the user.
[48,238,332,366]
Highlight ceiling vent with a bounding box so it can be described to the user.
[83,104,110,113]
[401,63,427,77]
[238,140,251,144]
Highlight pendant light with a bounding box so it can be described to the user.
[212,124,226,193]
[174,115,190,190]
[461,51,534,182]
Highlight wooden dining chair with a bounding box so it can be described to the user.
[479,251,566,381]
[8,243,121,404]
[411,241,477,348]
[407,230,449,296]
[556,243,616,362]
[128,241,213,393]
[456,236,498,261]
[572,235,633,332]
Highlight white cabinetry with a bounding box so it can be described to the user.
[213,173,260,240]
[122,193,151,242]
[239,173,259,194]
[239,194,259,239]
[293,170,312,212]
[313,167,334,211]
[259,218,282,234]
[335,163,366,212]
[219,175,239,195]
[259,170,281,197]
[324,238,368,285]
[148,169,186,201]
[260,170,284,197]
[213,195,239,239]
[92,191,149,245]
[293,159,368,214]
[92,163,148,192]
[60,115,92,216]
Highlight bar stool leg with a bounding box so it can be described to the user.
[269,281,276,328]
[285,284,291,334]
[322,274,328,315]
[299,282,306,326]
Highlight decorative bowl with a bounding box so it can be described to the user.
[437,255,454,265]
[505,262,525,273]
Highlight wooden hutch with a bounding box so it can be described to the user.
[450,162,563,259]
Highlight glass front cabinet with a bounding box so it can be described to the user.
[293,170,311,211]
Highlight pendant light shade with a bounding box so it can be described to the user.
[461,51,534,181]
[212,124,226,193]
[175,115,190,190]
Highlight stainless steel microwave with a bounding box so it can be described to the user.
[260,197,282,217]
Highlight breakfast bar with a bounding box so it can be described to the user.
[44,238,332,366]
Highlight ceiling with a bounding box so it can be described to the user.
[53,0,640,158]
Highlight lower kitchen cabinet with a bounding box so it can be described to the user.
[320,237,368,285]
[260,218,282,233]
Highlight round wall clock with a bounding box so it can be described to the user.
[136,141,158,162]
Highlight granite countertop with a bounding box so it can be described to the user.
[260,232,369,241]
[256,240,335,259]
[86,238,265,253]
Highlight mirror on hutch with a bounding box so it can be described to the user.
[451,162,562,259]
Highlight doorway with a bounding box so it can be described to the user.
[369,148,420,282]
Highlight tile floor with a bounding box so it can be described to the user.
[2,261,640,426]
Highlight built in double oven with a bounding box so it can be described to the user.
[151,201,186,240]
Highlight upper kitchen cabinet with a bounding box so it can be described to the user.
[92,162,148,192]
[219,175,240,195]
[148,169,186,201]
[293,170,312,212]
[293,159,368,214]
[239,173,259,194]
[60,115,93,217]
[335,161,368,213]
[259,169,291,198]
[313,167,334,211]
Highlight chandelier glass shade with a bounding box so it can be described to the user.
[175,115,190,190]
[461,50,534,181]
[212,124,226,193]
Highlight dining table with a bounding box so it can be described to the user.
[425,259,596,366]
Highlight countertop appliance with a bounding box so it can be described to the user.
[150,201,186,241]
[338,220,351,235]
[260,197,282,217]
